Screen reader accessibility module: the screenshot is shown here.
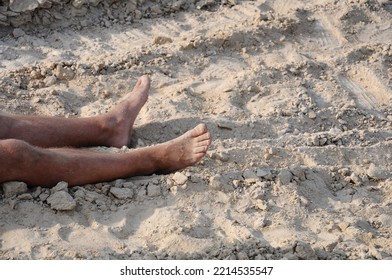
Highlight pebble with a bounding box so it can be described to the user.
[1,181,28,198]
[72,0,87,9]
[299,196,310,207]
[211,151,230,162]
[147,184,161,197]
[278,169,292,185]
[114,179,126,188]
[172,172,188,185]
[9,199,17,209]
[39,191,50,202]
[294,241,315,260]
[17,193,33,200]
[73,188,86,199]
[44,75,57,87]
[54,65,75,80]
[242,170,259,184]
[12,28,26,38]
[51,181,69,194]
[31,186,42,199]
[47,191,76,211]
[284,253,299,260]
[153,36,173,45]
[350,173,362,185]
[236,252,248,260]
[308,110,317,119]
[256,168,273,180]
[289,165,305,181]
[253,199,268,211]
[110,187,134,199]
[366,163,388,180]
[30,70,40,79]
[84,190,100,202]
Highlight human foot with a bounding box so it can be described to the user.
[154,123,212,174]
[102,75,150,147]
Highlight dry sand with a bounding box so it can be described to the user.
[0,0,392,260]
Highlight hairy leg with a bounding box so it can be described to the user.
[0,75,150,148]
[0,124,211,187]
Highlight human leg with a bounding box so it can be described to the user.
[0,75,150,148]
[0,124,211,187]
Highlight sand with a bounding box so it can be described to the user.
[0,0,391,260]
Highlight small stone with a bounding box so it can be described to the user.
[308,110,317,119]
[278,169,292,185]
[72,0,87,9]
[51,181,68,194]
[1,181,28,198]
[114,179,126,188]
[254,199,268,211]
[123,182,136,189]
[54,65,75,80]
[31,186,42,198]
[367,164,388,180]
[232,179,241,188]
[12,28,26,38]
[32,97,41,103]
[47,191,76,211]
[289,164,305,180]
[9,0,39,13]
[102,90,110,98]
[17,193,33,200]
[30,70,40,79]
[350,173,362,185]
[39,192,50,202]
[294,241,315,260]
[309,135,320,146]
[84,190,100,202]
[319,137,328,146]
[172,172,188,185]
[216,119,234,130]
[9,199,17,209]
[73,188,86,199]
[254,254,265,260]
[256,168,273,179]
[237,252,248,260]
[44,75,57,87]
[216,151,229,162]
[284,253,299,260]
[147,184,161,197]
[243,170,259,184]
[110,187,134,199]
[153,36,173,45]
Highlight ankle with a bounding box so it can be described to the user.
[96,114,126,147]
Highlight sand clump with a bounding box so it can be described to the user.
[1,0,392,260]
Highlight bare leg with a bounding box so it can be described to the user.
[0,75,150,148]
[0,124,211,187]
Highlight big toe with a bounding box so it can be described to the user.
[139,75,151,88]
[133,75,151,91]
[192,123,208,136]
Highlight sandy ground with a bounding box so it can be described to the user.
[0,0,392,260]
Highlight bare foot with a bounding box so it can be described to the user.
[102,75,150,147]
[154,123,212,174]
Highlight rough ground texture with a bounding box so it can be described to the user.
[0,0,392,260]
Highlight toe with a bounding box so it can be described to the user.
[194,146,208,154]
[196,139,211,148]
[192,123,208,137]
